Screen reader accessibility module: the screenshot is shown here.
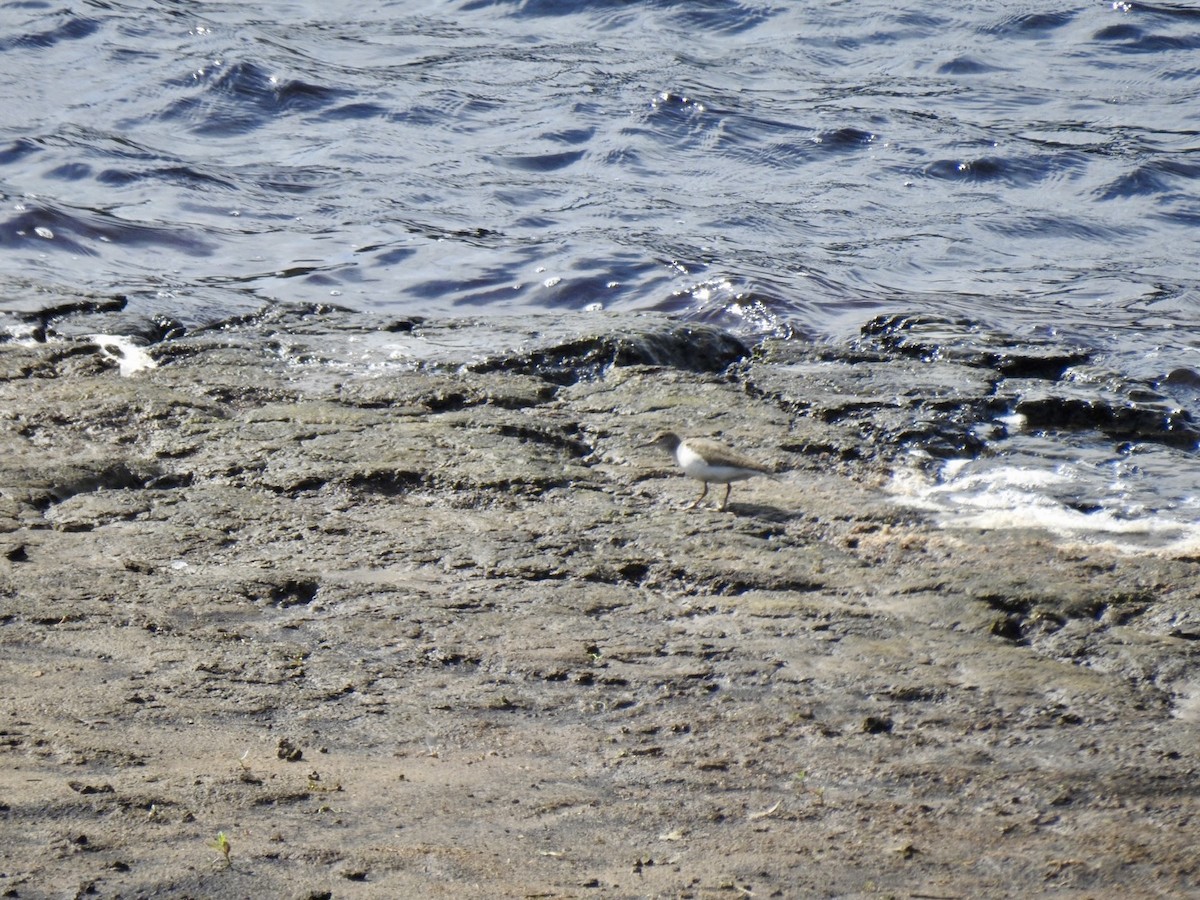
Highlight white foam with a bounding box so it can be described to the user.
[91,335,158,377]
[889,460,1200,553]
[6,323,43,343]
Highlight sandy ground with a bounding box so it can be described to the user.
[1,312,1199,899]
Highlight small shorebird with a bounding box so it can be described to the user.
[642,432,777,511]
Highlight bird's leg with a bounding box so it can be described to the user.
[721,483,732,512]
[690,482,709,509]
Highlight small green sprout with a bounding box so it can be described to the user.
[212,831,231,866]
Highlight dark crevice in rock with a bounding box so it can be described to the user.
[861,715,894,734]
[264,476,328,495]
[468,324,749,385]
[579,560,653,587]
[988,612,1070,644]
[197,384,296,408]
[1085,589,1156,624]
[344,471,425,496]
[145,472,194,491]
[495,423,593,458]
[426,651,482,669]
[27,461,177,509]
[690,575,828,597]
[267,580,320,608]
[422,390,487,412]
[265,470,425,496]
[381,317,422,333]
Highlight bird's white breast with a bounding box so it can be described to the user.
[675,443,756,484]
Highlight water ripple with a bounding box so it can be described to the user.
[0,0,1196,380]
[1,14,99,51]
[0,199,214,257]
[162,59,350,135]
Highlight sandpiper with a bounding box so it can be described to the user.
[642,432,777,511]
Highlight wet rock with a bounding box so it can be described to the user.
[859,312,1090,378]
[47,312,186,345]
[0,292,128,341]
[747,341,999,462]
[1,309,1198,899]
[750,317,1200,465]
[1009,380,1200,448]
[467,321,750,384]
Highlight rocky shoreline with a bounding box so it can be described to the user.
[1,305,1198,898]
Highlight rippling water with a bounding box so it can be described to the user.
[3,0,1200,537]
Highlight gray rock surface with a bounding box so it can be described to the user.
[1,309,1198,898]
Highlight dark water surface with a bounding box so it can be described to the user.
[3,0,1200,537]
